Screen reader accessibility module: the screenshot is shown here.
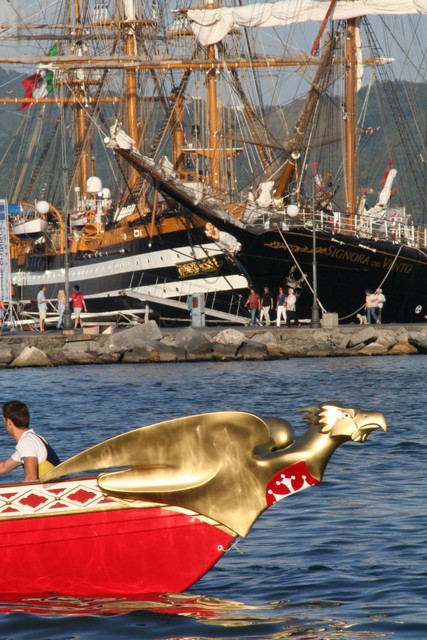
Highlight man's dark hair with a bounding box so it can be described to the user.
[3,400,30,429]
[74,285,80,292]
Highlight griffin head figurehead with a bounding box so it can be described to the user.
[300,401,387,442]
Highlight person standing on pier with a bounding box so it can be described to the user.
[286,288,300,327]
[37,285,47,332]
[276,287,287,327]
[364,290,379,324]
[260,286,274,326]
[56,289,67,330]
[375,289,386,323]
[70,285,87,329]
[245,288,261,326]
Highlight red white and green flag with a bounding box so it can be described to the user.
[19,43,58,110]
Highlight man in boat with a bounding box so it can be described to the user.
[0,400,60,482]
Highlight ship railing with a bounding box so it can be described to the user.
[289,208,421,248]
[240,201,426,249]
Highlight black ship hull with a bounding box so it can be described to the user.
[232,225,427,324]
[11,215,427,326]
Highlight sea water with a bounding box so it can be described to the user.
[0,357,425,639]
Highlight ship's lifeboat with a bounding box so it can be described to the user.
[11,216,48,239]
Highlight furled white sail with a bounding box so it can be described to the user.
[188,0,427,46]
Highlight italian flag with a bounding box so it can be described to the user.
[19,44,59,111]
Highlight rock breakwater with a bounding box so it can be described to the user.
[1,321,427,368]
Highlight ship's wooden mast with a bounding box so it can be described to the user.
[172,95,185,172]
[73,0,89,195]
[345,18,358,222]
[123,3,140,191]
[207,43,220,190]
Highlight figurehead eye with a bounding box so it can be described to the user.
[341,411,351,419]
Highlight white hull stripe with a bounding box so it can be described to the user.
[12,243,248,299]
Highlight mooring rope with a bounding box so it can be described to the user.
[278,228,327,314]
[278,229,405,322]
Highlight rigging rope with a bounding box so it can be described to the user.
[277,228,327,314]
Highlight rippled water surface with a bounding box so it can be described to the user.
[0,357,425,639]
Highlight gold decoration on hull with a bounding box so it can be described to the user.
[43,404,387,537]
[177,256,220,278]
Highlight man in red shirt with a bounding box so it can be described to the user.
[70,285,87,329]
[245,287,261,326]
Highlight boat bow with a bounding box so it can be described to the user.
[43,404,387,537]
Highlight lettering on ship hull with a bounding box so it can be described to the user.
[265,241,370,265]
[382,257,413,274]
[265,241,413,273]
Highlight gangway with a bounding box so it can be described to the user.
[119,289,249,325]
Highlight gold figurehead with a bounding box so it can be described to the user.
[42,402,387,537]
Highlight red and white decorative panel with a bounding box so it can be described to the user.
[0,478,117,519]
[266,460,319,506]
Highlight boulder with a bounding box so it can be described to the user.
[277,344,312,357]
[389,340,418,355]
[58,339,105,364]
[174,327,212,355]
[212,329,245,349]
[239,341,269,359]
[0,346,14,366]
[305,343,336,357]
[376,330,399,349]
[212,342,242,358]
[104,321,162,354]
[347,326,377,348]
[266,343,282,358]
[331,332,352,350]
[359,342,388,356]
[122,342,185,363]
[249,331,277,345]
[10,346,53,368]
[407,331,427,354]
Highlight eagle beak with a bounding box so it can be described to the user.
[351,411,387,443]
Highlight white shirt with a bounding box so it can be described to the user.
[286,293,296,311]
[12,429,47,465]
[376,293,386,308]
[37,290,47,310]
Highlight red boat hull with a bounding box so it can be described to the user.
[0,478,234,597]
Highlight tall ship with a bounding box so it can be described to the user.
[0,0,426,326]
